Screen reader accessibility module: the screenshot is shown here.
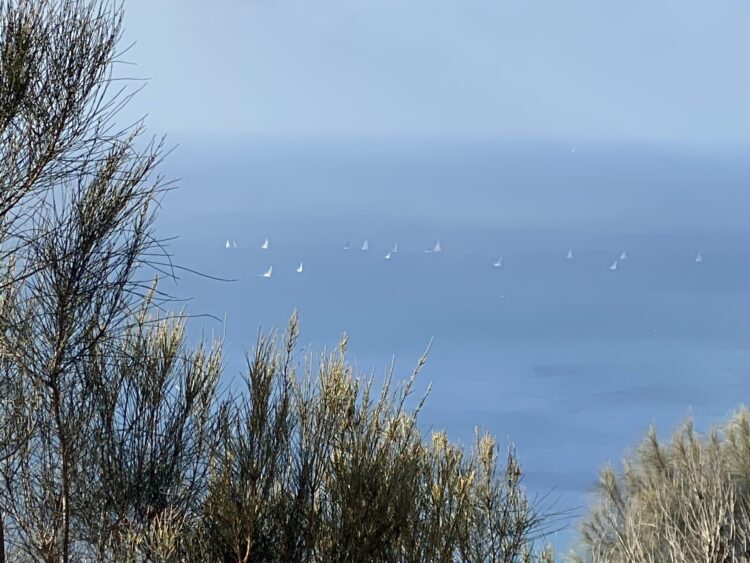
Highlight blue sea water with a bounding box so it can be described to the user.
[157,139,750,553]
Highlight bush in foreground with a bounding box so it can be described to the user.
[574,409,750,563]
[194,317,554,562]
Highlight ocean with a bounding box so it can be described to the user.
[156,139,750,552]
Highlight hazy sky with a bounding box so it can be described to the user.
[123,0,750,146]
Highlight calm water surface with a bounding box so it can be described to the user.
[159,140,750,551]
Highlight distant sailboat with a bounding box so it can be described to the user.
[361,240,369,251]
[260,266,273,278]
[434,240,442,253]
[609,260,618,271]
[225,240,231,249]
[232,240,237,249]
[343,241,350,250]
[261,237,269,250]
[392,243,399,253]
[695,252,703,263]
[620,251,628,260]
[384,252,392,260]
[296,262,304,273]
[566,249,574,260]
[493,257,503,268]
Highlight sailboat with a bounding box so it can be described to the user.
[361,240,369,251]
[225,240,231,249]
[232,240,237,248]
[695,252,703,263]
[620,251,628,260]
[609,260,618,271]
[493,257,503,268]
[384,252,392,260]
[296,262,304,273]
[426,240,442,254]
[566,249,574,260]
[261,237,269,250]
[392,243,399,253]
[343,241,350,250]
[260,266,273,278]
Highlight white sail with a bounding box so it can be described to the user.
[433,240,442,253]
[384,252,392,260]
[695,252,703,263]
[261,266,273,278]
[566,249,573,260]
[361,240,369,251]
[609,260,618,271]
[261,237,269,250]
[225,240,231,249]
[232,240,237,248]
[343,241,350,250]
[392,243,399,253]
[620,251,628,260]
[296,262,303,273]
[493,257,503,268]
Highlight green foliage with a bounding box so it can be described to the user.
[196,315,552,563]
[574,409,750,563]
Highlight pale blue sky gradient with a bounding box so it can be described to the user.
[123,0,750,146]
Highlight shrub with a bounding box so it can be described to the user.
[197,316,554,563]
[574,409,750,563]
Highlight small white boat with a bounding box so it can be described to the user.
[232,240,237,248]
[493,257,503,268]
[620,251,628,260]
[426,240,442,253]
[392,243,399,253]
[225,240,231,249]
[566,249,574,260]
[361,240,369,251]
[261,237,269,250]
[343,241,350,250]
[384,252,392,260]
[609,260,618,271]
[260,266,273,278]
[296,262,303,273]
[695,252,703,263]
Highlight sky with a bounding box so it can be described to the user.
[122,0,750,146]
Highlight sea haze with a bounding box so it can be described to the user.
[156,139,750,548]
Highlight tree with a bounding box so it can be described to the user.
[0,1,222,560]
